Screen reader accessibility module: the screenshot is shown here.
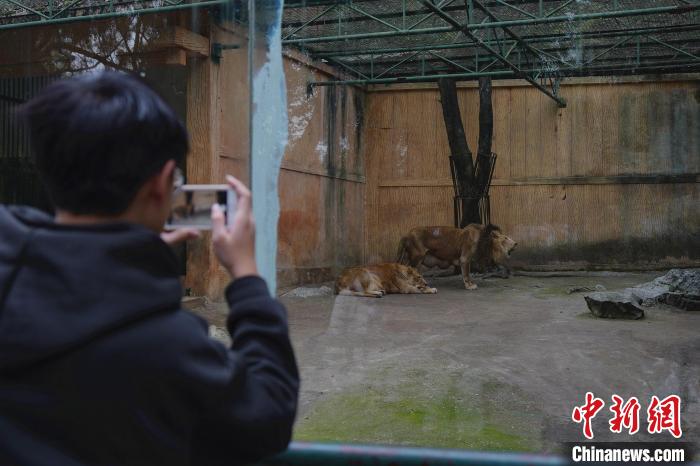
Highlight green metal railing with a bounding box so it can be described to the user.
[262,442,568,466]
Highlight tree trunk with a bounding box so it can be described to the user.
[438,78,479,227]
[474,77,494,224]
[477,76,493,157]
[438,77,473,190]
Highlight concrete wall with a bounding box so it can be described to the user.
[364,77,700,270]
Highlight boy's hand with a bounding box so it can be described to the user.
[160,228,200,245]
[212,175,258,279]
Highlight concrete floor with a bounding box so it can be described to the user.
[197,271,699,453]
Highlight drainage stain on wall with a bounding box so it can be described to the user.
[277,70,366,287]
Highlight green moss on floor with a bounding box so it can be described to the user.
[294,375,540,452]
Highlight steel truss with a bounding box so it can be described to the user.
[1,0,698,100]
[0,0,231,29]
[281,0,700,100]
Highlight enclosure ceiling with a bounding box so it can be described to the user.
[0,0,235,30]
[282,0,699,105]
[1,0,698,103]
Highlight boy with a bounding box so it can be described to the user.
[0,71,298,466]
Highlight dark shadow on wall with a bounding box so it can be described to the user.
[509,232,700,270]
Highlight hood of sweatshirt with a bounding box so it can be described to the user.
[0,205,182,371]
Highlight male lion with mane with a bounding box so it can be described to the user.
[397,224,517,290]
[335,263,437,298]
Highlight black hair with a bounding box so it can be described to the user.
[18,71,189,215]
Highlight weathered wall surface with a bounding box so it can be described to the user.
[364,77,700,269]
[186,21,366,296]
[276,57,365,286]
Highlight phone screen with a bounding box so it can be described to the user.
[167,185,235,230]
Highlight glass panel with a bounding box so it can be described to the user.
[275,0,699,456]
[4,0,696,459]
[249,0,287,293]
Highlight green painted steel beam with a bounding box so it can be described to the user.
[262,442,568,466]
[417,0,567,107]
[471,0,559,66]
[0,0,228,30]
[344,60,700,85]
[469,0,565,73]
[310,69,515,86]
[311,24,700,58]
[327,36,700,67]
[308,59,700,87]
[282,4,700,45]
[282,0,690,29]
[373,51,421,79]
[330,54,700,79]
[282,4,337,40]
[284,0,580,11]
[649,36,700,62]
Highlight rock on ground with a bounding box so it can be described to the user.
[584,291,645,320]
[630,268,700,311]
[584,269,700,318]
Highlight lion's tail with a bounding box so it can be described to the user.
[396,236,409,265]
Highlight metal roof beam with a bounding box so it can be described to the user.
[311,69,515,86]
[283,4,700,45]
[648,36,700,62]
[330,37,700,70]
[471,0,559,64]
[308,60,700,87]
[417,0,566,107]
[336,52,699,78]
[0,0,228,31]
[310,24,700,59]
[282,0,682,27]
[284,0,579,10]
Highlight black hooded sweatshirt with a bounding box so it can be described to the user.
[0,205,299,466]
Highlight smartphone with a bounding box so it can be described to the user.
[166,184,236,230]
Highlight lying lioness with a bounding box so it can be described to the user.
[397,224,516,290]
[335,263,437,298]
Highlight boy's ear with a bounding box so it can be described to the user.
[149,160,177,201]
